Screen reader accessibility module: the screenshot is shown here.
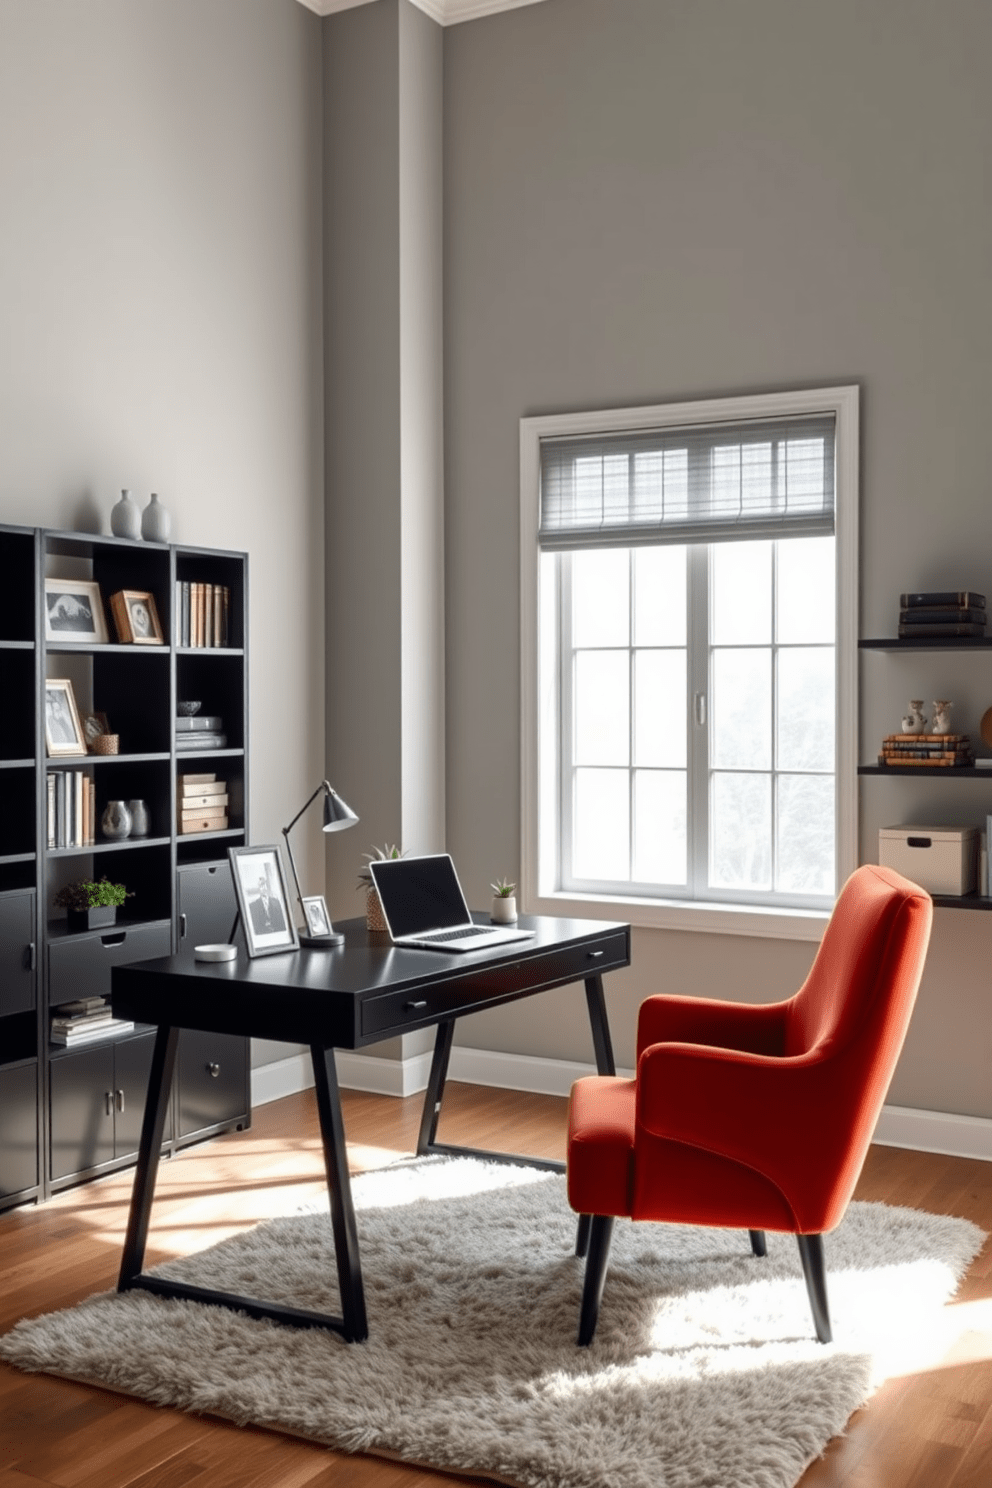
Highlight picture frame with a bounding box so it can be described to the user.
[302,894,333,940]
[81,711,110,750]
[44,578,109,644]
[227,844,299,958]
[44,678,87,757]
[110,589,164,645]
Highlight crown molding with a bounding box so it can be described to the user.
[297,0,547,24]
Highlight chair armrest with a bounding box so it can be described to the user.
[636,993,789,1060]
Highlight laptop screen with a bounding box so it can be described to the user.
[370,854,471,937]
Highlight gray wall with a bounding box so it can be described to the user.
[0,0,324,1072]
[443,0,992,1116]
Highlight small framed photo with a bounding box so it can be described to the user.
[45,678,87,757]
[302,895,333,940]
[228,844,299,958]
[111,589,164,645]
[44,578,109,644]
[82,711,110,750]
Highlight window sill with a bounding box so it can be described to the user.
[524,889,830,942]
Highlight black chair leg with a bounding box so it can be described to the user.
[796,1232,832,1343]
[749,1229,767,1257]
[577,1215,615,1346]
[575,1213,591,1257]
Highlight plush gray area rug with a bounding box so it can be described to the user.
[0,1158,984,1488]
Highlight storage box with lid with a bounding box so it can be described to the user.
[878,824,978,896]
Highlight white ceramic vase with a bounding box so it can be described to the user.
[491,894,517,924]
[110,489,141,540]
[901,700,928,735]
[141,492,171,542]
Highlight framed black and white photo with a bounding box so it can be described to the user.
[110,589,164,645]
[82,711,110,749]
[302,895,333,940]
[44,678,87,757]
[44,578,109,644]
[228,844,299,958]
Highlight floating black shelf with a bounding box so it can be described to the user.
[860,638,992,650]
[46,836,172,858]
[858,765,990,778]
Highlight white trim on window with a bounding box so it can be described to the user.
[520,386,859,940]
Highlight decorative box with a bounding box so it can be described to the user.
[878,824,978,896]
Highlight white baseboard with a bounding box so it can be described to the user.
[252,1047,992,1163]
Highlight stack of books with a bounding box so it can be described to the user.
[177,772,229,834]
[175,582,231,648]
[175,713,227,752]
[878,733,975,768]
[899,591,987,638]
[47,770,96,848]
[50,997,134,1046]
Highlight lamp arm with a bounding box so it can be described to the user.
[281,821,308,924]
[282,780,329,837]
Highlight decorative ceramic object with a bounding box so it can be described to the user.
[901,700,928,735]
[101,800,132,841]
[110,489,141,540]
[127,799,150,837]
[177,700,201,716]
[491,894,517,925]
[141,492,171,542]
[932,700,953,735]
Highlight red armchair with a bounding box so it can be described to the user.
[567,864,933,1346]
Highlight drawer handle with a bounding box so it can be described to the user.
[588,950,605,959]
[207,1062,220,1078]
[101,932,126,948]
[907,837,932,848]
[405,1000,428,1011]
[180,913,188,940]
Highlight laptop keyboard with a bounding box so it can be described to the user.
[417,926,492,943]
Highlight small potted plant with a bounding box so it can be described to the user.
[357,844,405,932]
[490,877,517,924]
[54,876,132,934]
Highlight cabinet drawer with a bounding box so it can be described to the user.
[178,1029,248,1138]
[0,1060,38,1199]
[0,890,36,1016]
[49,922,172,1008]
[360,932,629,1037]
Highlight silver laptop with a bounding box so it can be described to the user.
[368,853,535,952]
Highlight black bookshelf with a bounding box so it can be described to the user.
[0,522,251,1214]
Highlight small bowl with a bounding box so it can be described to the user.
[177,700,201,717]
[90,733,120,756]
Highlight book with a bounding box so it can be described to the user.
[180,815,229,834]
[883,733,969,743]
[899,607,986,626]
[51,1011,114,1032]
[176,733,227,750]
[51,1018,135,1046]
[175,715,224,732]
[900,591,986,609]
[877,756,975,767]
[897,622,987,638]
[179,778,225,797]
[56,996,108,1016]
[880,747,972,759]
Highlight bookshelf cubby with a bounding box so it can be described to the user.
[0,522,251,1214]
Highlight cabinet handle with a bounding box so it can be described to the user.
[588,950,604,958]
[105,1091,114,1116]
[180,913,188,940]
[207,1062,220,1078]
[115,1088,125,1113]
[26,942,36,971]
[404,1000,428,1010]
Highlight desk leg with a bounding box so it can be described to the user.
[417,1019,455,1156]
[311,1045,368,1343]
[118,1025,178,1289]
[584,974,616,1076]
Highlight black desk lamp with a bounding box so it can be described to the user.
[281,781,358,947]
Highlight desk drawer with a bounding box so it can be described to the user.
[49,922,173,1008]
[360,931,628,1038]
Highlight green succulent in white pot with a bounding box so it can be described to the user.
[490,877,517,925]
[358,844,405,932]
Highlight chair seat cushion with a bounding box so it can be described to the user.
[567,1076,636,1217]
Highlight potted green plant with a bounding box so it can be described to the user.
[490,877,517,924]
[357,844,405,932]
[54,876,132,934]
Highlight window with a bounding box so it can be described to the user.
[520,388,859,940]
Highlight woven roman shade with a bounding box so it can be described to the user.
[538,413,836,550]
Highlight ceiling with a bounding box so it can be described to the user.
[296,0,547,24]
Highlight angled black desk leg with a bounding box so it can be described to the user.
[310,1044,368,1343]
[416,1019,455,1155]
[575,975,617,1257]
[118,1024,179,1289]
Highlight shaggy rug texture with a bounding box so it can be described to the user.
[0,1157,984,1488]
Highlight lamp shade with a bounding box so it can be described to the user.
[322,786,358,832]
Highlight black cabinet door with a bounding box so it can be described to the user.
[113,1033,158,1158]
[0,1061,38,1200]
[177,862,237,948]
[49,1045,115,1180]
[178,1029,247,1138]
[0,890,35,1016]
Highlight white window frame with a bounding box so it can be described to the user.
[520,386,859,942]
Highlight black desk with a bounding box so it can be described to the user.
[111,913,630,1342]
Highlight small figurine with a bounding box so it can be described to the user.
[901,700,928,734]
[932,700,953,735]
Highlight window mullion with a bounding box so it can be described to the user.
[559,555,574,891]
[687,544,709,899]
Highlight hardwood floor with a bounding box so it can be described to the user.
[1,1083,990,1488]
